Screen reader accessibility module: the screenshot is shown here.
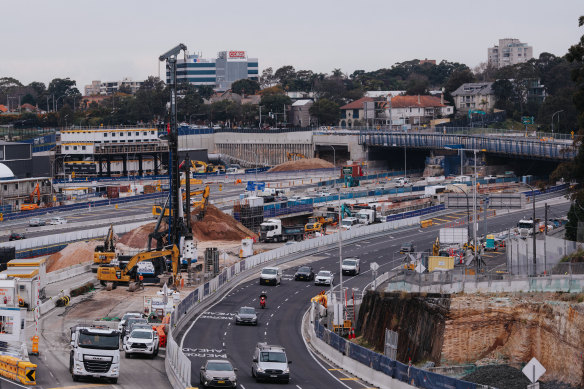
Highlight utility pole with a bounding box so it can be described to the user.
[544,203,549,275]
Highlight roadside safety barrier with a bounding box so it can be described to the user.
[0,355,36,385]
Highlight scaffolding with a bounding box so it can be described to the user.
[233,204,264,233]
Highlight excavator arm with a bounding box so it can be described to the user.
[122,245,179,278]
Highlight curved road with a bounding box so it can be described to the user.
[182,198,570,388]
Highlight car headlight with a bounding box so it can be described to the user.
[235,315,240,320]
[284,367,289,374]
[257,367,264,373]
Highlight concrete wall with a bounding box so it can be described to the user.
[506,235,580,275]
[313,134,366,161]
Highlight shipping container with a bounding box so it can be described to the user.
[428,256,454,272]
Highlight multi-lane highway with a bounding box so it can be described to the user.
[181,197,570,388]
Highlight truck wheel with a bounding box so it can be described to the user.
[125,352,131,359]
[72,374,79,382]
[110,378,118,384]
[251,367,255,378]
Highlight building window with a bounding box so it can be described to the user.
[82,146,86,150]
[112,133,116,137]
[73,146,78,150]
[3,185,6,191]
[104,133,108,137]
[15,184,18,190]
[150,131,155,134]
[65,146,69,150]
[352,109,359,119]
[143,132,147,136]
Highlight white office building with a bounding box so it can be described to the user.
[488,38,533,69]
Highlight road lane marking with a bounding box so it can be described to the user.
[340,378,359,381]
[48,385,106,389]
[296,385,302,389]
[328,368,342,371]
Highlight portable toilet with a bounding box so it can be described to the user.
[240,238,254,258]
[485,235,496,251]
[0,267,39,310]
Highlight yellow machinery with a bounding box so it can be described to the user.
[304,221,323,233]
[432,237,440,256]
[92,224,116,272]
[180,177,203,186]
[97,245,180,291]
[152,185,210,217]
[286,152,306,161]
[310,291,328,308]
[192,160,225,174]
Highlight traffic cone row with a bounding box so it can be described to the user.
[348,328,356,339]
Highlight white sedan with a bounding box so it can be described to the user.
[315,270,334,286]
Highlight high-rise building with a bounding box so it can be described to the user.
[172,50,258,91]
[488,38,533,69]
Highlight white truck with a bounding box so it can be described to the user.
[356,209,377,225]
[69,325,120,383]
[517,218,542,238]
[259,219,304,242]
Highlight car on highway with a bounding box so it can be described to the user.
[251,342,291,383]
[484,175,497,184]
[235,306,258,326]
[342,258,360,276]
[8,232,25,241]
[124,328,159,358]
[294,266,315,281]
[29,217,45,227]
[259,266,282,285]
[47,216,67,225]
[121,317,148,342]
[395,177,411,187]
[317,191,331,197]
[274,195,288,203]
[400,241,415,254]
[200,359,238,388]
[117,312,143,332]
[315,270,334,286]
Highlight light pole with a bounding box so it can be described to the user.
[55,95,66,111]
[524,183,537,275]
[329,145,336,167]
[450,185,471,246]
[336,187,344,320]
[551,110,563,135]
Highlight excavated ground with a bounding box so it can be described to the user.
[357,291,584,387]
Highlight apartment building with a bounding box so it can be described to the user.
[84,78,144,96]
[488,38,533,69]
[451,83,496,113]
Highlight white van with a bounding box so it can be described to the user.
[453,176,471,183]
[48,217,67,225]
[341,217,360,230]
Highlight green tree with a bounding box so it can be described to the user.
[197,85,214,100]
[309,98,340,125]
[230,79,260,95]
[21,94,35,106]
[260,93,291,118]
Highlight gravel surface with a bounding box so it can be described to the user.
[463,365,579,389]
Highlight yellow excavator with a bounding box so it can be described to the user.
[92,224,116,272]
[97,245,180,291]
[192,160,225,174]
[152,185,210,217]
[287,152,306,161]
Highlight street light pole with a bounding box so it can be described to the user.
[551,110,564,135]
[337,187,344,319]
[330,145,336,167]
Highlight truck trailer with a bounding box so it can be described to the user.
[259,219,305,243]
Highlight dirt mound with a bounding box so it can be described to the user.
[268,158,334,172]
[119,204,257,249]
[46,240,100,272]
[118,222,157,249]
[191,204,256,241]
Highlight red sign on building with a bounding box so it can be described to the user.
[228,51,246,58]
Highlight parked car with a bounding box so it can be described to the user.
[315,270,334,286]
[395,177,411,187]
[294,266,315,281]
[200,359,238,388]
[251,342,290,383]
[317,191,331,197]
[259,267,282,286]
[235,306,258,326]
[400,241,415,254]
[121,317,148,342]
[342,258,360,276]
[124,328,159,358]
[29,218,45,227]
[8,232,25,241]
[117,312,143,332]
[274,195,288,203]
[47,216,67,225]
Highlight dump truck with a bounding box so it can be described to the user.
[259,219,304,243]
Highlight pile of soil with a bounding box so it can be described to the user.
[46,240,100,272]
[191,204,256,241]
[268,158,334,172]
[119,204,257,249]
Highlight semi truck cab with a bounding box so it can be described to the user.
[70,325,120,383]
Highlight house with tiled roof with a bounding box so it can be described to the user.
[0,105,7,113]
[20,103,39,113]
[339,97,375,128]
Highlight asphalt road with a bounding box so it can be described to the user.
[181,197,570,389]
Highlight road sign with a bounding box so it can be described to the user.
[370,262,379,272]
[522,357,545,383]
[415,263,426,273]
[522,116,534,125]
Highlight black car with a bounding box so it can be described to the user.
[8,232,25,241]
[294,266,315,281]
[235,306,258,325]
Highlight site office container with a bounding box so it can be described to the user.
[428,256,454,272]
[106,187,120,199]
[341,165,363,178]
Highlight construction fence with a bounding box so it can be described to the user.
[313,315,479,389]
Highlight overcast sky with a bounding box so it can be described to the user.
[1,0,582,92]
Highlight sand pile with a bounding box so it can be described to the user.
[119,204,257,249]
[47,240,100,272]
[191,204,257,241]
[268,158,334,172]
